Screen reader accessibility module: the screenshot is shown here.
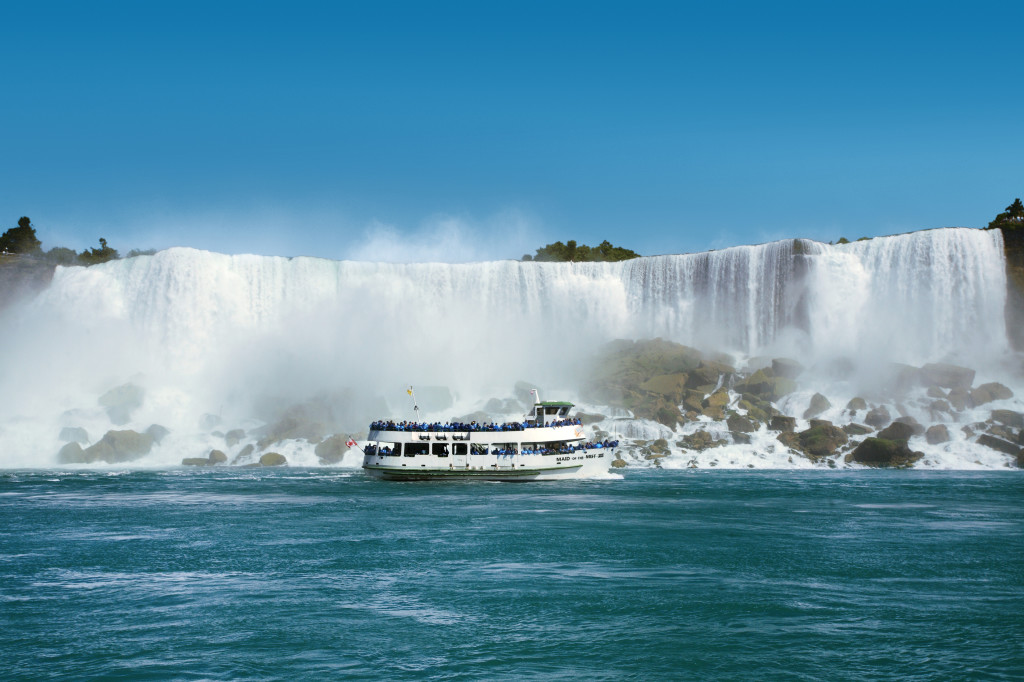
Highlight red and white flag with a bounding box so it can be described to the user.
[346,437,357,448]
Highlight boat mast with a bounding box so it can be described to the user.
[408,385,420,422]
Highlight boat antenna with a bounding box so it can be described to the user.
[407,385,420,421]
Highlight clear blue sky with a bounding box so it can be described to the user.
[2,0,1022,261]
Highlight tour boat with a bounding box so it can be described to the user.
[362,397,617,481]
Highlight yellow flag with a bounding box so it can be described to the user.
[407,387,413,396]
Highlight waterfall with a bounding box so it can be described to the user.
[0,226,1011,466]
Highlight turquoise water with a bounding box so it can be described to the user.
[1,469,1022,680]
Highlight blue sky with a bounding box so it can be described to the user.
[2,0,1022,260]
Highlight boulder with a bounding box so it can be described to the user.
[687,365,723,389]
[735,369,796,401]
[921,363,975,390]
[977,434,1022,457]
[978,382,1014,400]
[146,424,170,444]
[864,406,892,429]
[649,438,670,454]
[926,386,947,399]
[224,429,246,447]
[57,441,86,464]
[680,430,726,451]
[803,393,831,419]
[575,412,606,426]
[181,457,211,466]
[947,388,971,411]
[259,452,287,467]
[886,363,921,394]
[925,424,950,444]
[59,426,90,444]
[81,429,155,464]
[208,450,228,465]
[727,413,756,433]
[704,388,730,409]
[929,400,952,414]
[770,416,796,432]
[991,410,1024,429]
[611,458,627,468]
[843,423,872,436]
[732,432,752,445]
[794,423,848,460]
[771,358,804,379]
[98,383,145,425]
[893,416,925,436]
[845,397,867,413]
[987,424,1014,441]
[258,412,328,449]
[877,421,915,442]
[315,434,351,464]
[848,438,924,467]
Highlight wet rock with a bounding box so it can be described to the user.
[771,358,804,379]
[921,363,975,390]
[57,442,86,463]
[208,450,228,465]
[803,393,831,419]
[315,434,352,464]
[81,429,155,464]
[926,386,947,399]
[886,363,921,394]
[146,424,170,444]
[893,416,925,437]
[848,438,924,467]
[843,423,872,436]
[864,406,892,429]
[224,429,246,447]
[987,424,1014,441]
[732,432,752,445]
[791,423,848,460]
[259,452,287,467]
[98,383,145,425]
[929,399,952,414]
[877,421,915,442]
[649,438,670,454]
[611,458,627,468]
[925,424,950,444]
[947,388,971,411]
[700,405,725,420]
[978,382,1014,400]
[59,426,89,444]
[991,410,1024,429]
[704,388,730,409]
[680,430,726,451]
[770,416,796,432]
[977,434,1022,457]
[845,397,867,413]
[727,413,756,433]
[734,368,796,401]
[575,412,606,426]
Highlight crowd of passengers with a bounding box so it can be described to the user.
[368,417,582,432]
[367,440,619,457]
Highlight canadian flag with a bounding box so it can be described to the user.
[346,437,357,448]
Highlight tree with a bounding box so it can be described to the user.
[45,246,78,265]
[525,239,640,262]
[0,216,43,255]
[78,237,119,265]
[989,198,1024,229]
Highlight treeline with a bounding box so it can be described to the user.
[523,239,640,262]
[0,216,155,266]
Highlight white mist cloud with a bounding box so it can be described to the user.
[344,210,541,264]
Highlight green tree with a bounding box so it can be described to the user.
[78,238,119,265]
[45,246,78,265]
[989,198,1024,229]
[526,239,640,262]
[0,216,43,255]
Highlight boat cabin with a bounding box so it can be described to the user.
[530,401,575,427]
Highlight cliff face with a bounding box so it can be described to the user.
[1000,226,1024,351]
[0,256,55,311]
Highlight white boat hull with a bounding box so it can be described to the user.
[362,449,613,481]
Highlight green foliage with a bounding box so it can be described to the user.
[126,248,157,258]
[78,238,119,265]
[989,198,1024,229]
[837,237,850,244]
[525,239,640,262]
[0,216,43,255]
[45,246,78,265]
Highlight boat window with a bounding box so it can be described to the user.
[558,407,568,416]
[545,406,558,415]
[431,443,449,457]
[470,443,487,455]
[405,443,428,457]
[453,443,467,455]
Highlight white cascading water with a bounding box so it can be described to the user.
[0,226,1015,468]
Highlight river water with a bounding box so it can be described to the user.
[2,468,1022,680]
